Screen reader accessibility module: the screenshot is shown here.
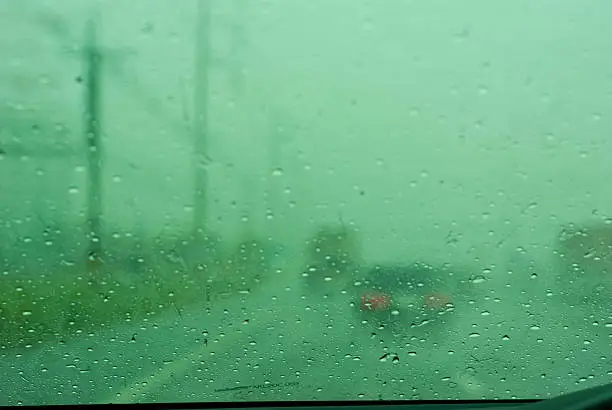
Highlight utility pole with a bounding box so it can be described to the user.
[193,0,211,238]
[83,19,104,270]
[225,0,250,233]
[266,107,286,239]
[40,12,134,271]
[192,0,248,237]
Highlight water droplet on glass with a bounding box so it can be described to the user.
[271,168,283,176]
[472,276,486,284]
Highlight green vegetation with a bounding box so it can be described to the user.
[0,234,272,350]
[306,225,362,271]
[300,225,362,294]
[553,222,612,304]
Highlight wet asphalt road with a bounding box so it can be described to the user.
[2,269,612,405]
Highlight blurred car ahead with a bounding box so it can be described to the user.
[301,257,479,341]
[354,262,463,339]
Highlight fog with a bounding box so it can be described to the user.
[2,0,612,272]
[4,1,612,404]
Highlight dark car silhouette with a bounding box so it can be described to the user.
[353,262,459,338]
[301,255,478,340]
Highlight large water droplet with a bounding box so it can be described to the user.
[472,276,486,284]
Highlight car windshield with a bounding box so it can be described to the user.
[1,0,612,405]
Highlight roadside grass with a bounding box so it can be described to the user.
[0,244,271,350]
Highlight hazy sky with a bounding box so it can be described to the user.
[2,0,612,269]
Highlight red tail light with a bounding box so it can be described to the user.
[360,291,391,311]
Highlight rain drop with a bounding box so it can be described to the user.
[471,276,486,284]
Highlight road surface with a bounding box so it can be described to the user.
[2,267,611,405]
